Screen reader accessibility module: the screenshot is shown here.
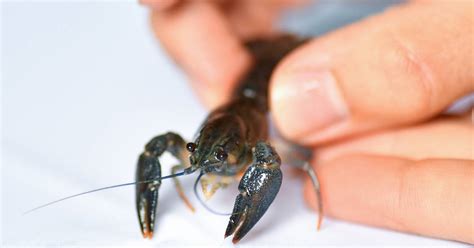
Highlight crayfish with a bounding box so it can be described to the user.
[24,35,323,244]
[135,35,323,243]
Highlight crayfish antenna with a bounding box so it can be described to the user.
[23,171,188,215]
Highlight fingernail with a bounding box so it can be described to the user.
[271,69,348,140]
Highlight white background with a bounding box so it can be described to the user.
[1,1,470,247]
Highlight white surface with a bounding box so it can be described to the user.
[1,2,469,247]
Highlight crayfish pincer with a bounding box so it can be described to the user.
[135,35,323,243]
[225,142,283,243]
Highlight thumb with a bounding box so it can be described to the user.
[270,1,473,145]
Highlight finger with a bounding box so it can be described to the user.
[316,114,473,163]
[226,0,278,39]
[270,1,474,145]
[304,155,473,243]
[151,1,251,108]
[140,0,180,11]
[226,0,307,39]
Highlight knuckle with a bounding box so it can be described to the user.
[380,37,438,117]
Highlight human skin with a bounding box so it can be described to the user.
[141,0,473,244]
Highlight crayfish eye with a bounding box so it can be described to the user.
[215,149,228,161]
[186,142,196,152]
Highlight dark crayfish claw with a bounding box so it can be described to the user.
[136,151,161,239]
[135,132,187,239]
[225,141,282,243]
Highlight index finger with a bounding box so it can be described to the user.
[150,1,251,108]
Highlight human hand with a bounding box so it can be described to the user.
[269,1,473,243]
[143,0,473,244]
[271,2,474,243]
[141,0,305,108]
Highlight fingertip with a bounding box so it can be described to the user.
[192,42,251,109]
[189,79,234,109]
[187,43,251,109]
[150,1,251,109]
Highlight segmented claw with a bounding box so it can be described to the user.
[225,141,282,243]
[136,152,161,239]
[135,132,187,239]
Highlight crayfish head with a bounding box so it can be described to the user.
[186,137,249,175]
[186,112,251,174]
[186,145,230,173]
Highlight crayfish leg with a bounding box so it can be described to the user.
[302,161,323,230]
[271,136,324,230]
[200,175,234,200]
[171,164,195,212]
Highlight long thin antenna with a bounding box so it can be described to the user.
[193,172,232,216]
[23,171,187,215]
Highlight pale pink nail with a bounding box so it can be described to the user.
[271,69,348,140]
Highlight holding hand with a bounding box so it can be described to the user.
[143,0,473,244]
